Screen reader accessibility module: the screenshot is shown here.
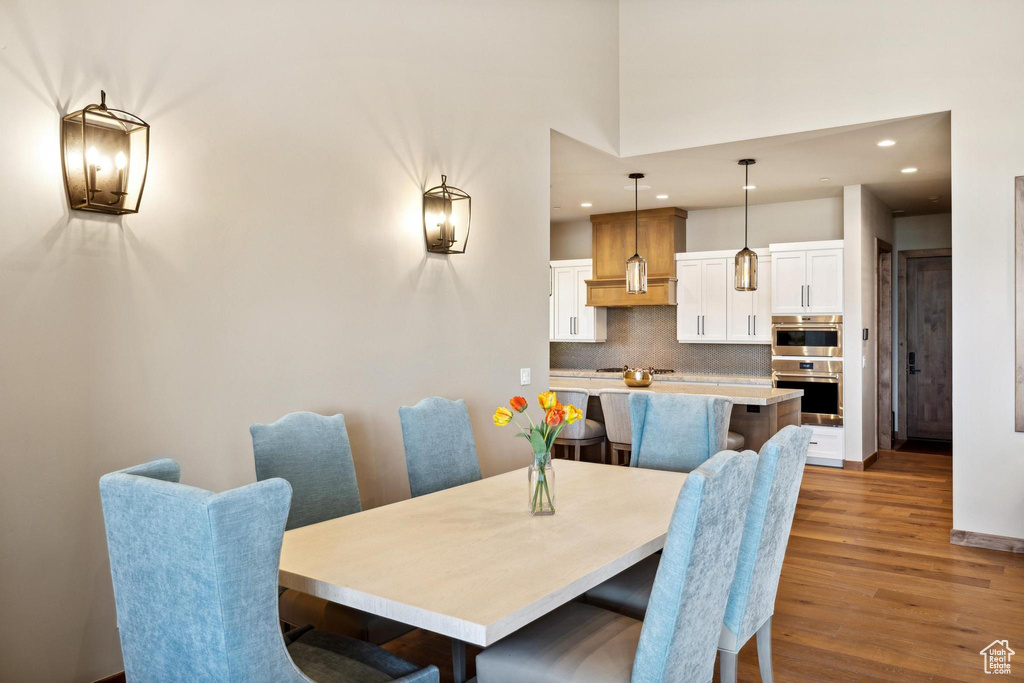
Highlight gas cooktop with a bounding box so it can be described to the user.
[595,367,676,374]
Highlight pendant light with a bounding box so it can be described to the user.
[625,172,647,294]
[734,159,758,291]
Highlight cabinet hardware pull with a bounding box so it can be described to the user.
[807,285,811,307]
[801,285,805,307]
[753,315,757,336]
[696,316,700,335]
[748,314,751,336]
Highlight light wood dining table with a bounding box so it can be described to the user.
[278,460,687,682]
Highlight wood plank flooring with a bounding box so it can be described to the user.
[382,449,1024,682]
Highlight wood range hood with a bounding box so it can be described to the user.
[586,207,687,307]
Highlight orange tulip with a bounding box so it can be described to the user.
[510,396,528,413]
[565,404,582,425]
[545,404,565,427]
[493,406,514,426]
[538,391,557,410]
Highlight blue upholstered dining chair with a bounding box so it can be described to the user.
[99,459,438,683]
[398,397,482,497]
[628,392,734,473]
[251,412,411,645]
[475,449,758,683]
[582,425,813,683]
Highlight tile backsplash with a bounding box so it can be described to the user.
[550,306,771,376]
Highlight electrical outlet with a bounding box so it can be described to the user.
[862,355,867,369]
[520,368,531,386]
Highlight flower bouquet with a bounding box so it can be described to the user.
[494,391,581,515]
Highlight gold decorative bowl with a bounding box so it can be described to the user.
[623,367,654,387]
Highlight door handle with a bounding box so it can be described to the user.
[701,315,705,336]
[807,285,811,307]
[748,314,751,336]
[696,315,700,335]
[753,315,756,336]
[801,285,805,307]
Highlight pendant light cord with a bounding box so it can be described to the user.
[634,175,639,255]
[744,164,749,249]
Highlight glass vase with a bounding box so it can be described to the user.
[528,453,556,515]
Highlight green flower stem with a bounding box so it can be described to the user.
[543,476,555,512]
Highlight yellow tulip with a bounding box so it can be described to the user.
[565,404,582,425]
[493,406,514,426]
[538,391,557,410]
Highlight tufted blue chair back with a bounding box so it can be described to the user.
[251,412,361,530]
[629,392,734,473]
[398,397,482,497]
[99,459,304,682]
[631,449,757,683]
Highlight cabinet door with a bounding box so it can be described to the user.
[551,266,576,340]
[751,257,772,341]
[573,265,595,341]
[727,259,756,341]
[771,251,807,314]
[701,258,729,341]
[676,260,703,341]
[806,249,843,313]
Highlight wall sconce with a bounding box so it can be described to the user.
[61,91,149,215]
[423,175,471,254]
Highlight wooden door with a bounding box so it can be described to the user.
[806,248,844,313]
[907,256,952,440]
[771,251,807,313]
[551,266,576,340]
[701,258,729,340]
[676,260,703,341]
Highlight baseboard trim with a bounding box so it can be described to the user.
[843,452,878,471]
[93,673,125,683]
[950,529,1024,554]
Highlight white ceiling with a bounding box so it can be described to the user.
[551,112,951,223]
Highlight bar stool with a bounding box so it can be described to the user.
[599,389,632,465]
[552,388,607,462]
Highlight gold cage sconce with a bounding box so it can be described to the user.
[423,175,471,254]
[61,91,149,216]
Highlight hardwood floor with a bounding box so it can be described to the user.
[382,449,1024,682]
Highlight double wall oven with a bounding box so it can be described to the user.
[771,315,843,426]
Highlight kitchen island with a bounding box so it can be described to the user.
[548,376,803,452]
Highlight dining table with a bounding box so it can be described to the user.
[278,459,688,682]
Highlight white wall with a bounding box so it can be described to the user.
[0,1,619,680]
[619,0,1024,539]
[551,197,843,259]
[891,214,952,432]
[550,219,593,260]
[843,186,893,462]
[686,197,843,251]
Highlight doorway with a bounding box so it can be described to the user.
[897,249,953,446]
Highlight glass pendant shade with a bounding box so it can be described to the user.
[625,172,647,294]
[61,91,149,215]
[423,174,471,254]
[626,253,647,294]
[734,247,758,291]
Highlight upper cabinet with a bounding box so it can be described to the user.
[676,250,770,344]
[769,241,844,314]
[550,259,607,342]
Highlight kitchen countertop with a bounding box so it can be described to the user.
[548,376,802,406]
[550,368,772,386]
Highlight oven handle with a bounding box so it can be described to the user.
[772,324,842,330]
[773,373,841,382]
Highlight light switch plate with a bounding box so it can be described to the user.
[520,368,531,386]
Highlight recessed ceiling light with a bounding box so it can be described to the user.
[927,196,939,200]
[553,206,561,210]
[819,177,830,182]
[877,139,897,147]
[580,202,592,207]
[901,167,918,174]
[742,185,756,190]
[893,209,905,214]
[656,194,669,199]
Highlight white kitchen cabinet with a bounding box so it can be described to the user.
[727,254,771,342]
[549,259,606,342]
[805,424,844,467]
[768,241,843,315]
[676,256,728,342]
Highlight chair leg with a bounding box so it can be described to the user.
[452,638,466,683]
[600,438,607,464]
[574,442,581,461]
[719,650,738,683]
[756,617,774,683]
